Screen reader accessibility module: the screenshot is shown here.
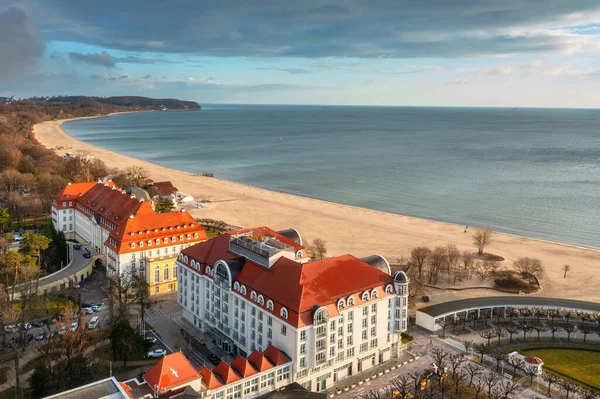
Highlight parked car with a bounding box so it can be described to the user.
[35,332,45,341]
[145,336,158,344]
[147,349,167,358]
[13,234,23,241]
[84,307,94,314]
[4,325,17,333]
[83,252,91,258]
[422,295,430,303]
[73,243,82,250]
[91,304,102,312]
[24,334,33,344]
[70,321,78,332]
[208,354,221,365]
[90,301,102,307]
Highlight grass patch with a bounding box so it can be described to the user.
[12,296,72,321]
[520,348,600,389]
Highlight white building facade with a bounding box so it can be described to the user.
[176,227,409,392]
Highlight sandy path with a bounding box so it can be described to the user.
[33,115,600,302]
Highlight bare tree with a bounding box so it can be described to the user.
[578,387,599,399]
[541,372,560,396]
[480,330,496,347]
[524,366,537,385]
[483,372,502,397]
[558,379,578,399]
[513,257,544,277]
[519,323,533,340]
[461,250,474,270]
[427,246,447,285]
[473,227,492,255]
[308,238,327,260]
[489,349,506,371]
[504,323,520,343]
[437,317,450,337]
[507,355,524,373]
[563,264,571,278]
[562,323,576,341]
[498,380,520,399]
[389,376,412,399]
[474,343,488,363]
[462,339,474,355]
[495,326,507,344]
[453,370,468,395]
[548,323,562,340]
[464,362,483,386]
[579,323,595,343]
[430,348,450,377]
[448,353,466,381]
[473,380,486,399]
[446,244,461,275]
[530,322,548,340]
[410,246,431,280]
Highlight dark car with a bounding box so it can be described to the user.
[73,243,82,250]
[35,332,45,341]
[24,333,34,344]
[83,252,91,258]
[208,354,221,365]
[422,295,430,303]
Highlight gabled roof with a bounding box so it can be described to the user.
[524,356,544,365]
[212,361,241,385]
[152,181,179,196]
[77,183,154,225]
[263,345,291,366]
[55,182,98,202]
[247,350,274,372]
[230,355,258,378]
[199,367,222,390]
[144,353,202,393]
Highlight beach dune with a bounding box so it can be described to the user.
[34,116,600,302]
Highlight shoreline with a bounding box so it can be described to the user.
[33,114,600,302]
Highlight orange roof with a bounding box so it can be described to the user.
[524,356,543,365]
[54,182,98,208]
[263,345,291,366]
[247,350,274,372]
[181,231,393,327]
[144,353,201,393]
[107,210,208,254]
[200,366,223,390]
[212,361,241,385]
[230,355,258,378]
[119,382,134,399]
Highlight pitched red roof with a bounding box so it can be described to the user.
[263,345,291,366]
[181,229,393,327]
[212,361,241,385]
[106,210,208,254]
[144,353,201,393]
[152,181,178,196]
[524,356,543,365]
[247,350,274,372]
[230,355,258,378]
[53,182,98,209]
[200,366,222,390]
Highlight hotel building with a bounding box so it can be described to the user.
[176,227,409,392]
[52,181,208,294]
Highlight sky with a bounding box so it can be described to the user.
[2,0,600,107]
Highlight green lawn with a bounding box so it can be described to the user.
[521,348,600,388]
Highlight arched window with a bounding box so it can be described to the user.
[347,296,355,306]
[140,241,144,248]
[258,295,264,306]
[147,240,152,246]
[179,235,184,241]
[362,292,370,302]
[281,308,288,319]
[130,243,135,249]
[179,253,185,261]
[191,260,196,269]
[296,250,303,258]
[251,291,258,301]
[187,234,191,239]
[155,239,160,244]
[163,238,168,243]
[206,266,211,275]
[338,299,346,310]
[184,255,188,263]
[314,308,328,325]
[240,285,247,295]
[234,282,240,291]
[194,232,199,238]
[267,300,274,311]
[171,237,176,242]
[371,288,378,298]
[385,284,394,294]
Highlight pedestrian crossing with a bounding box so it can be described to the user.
[146,308,166,318]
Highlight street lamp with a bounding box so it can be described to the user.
[500,360,504,376]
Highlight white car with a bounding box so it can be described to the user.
[13,234,23,241]
[84,307,93,314]
[4,325,17,333]
[147,349,167,358]
[70,321,78,332]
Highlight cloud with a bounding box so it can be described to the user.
[0,7,44,81]
[29,1,600,59]
[485,64,513,75]
[256,67,311,74]
[520,60,543,68]
[115,55,181,64]
[141,74,151,79]
[69,51,116,68]
[450,78,472,85]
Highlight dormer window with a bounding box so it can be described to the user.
[163,238,168,243]
[267,300,274,311]
[187,234,191,239]
[296,250,303,258]
[385,284,394,294]
[371,289,378,299]
[194,232,199,238]
[347,296,355,306]
[139,242,144,248]
[338,299,346,310]
[206,266,211,275]
[361,292,370,302]
[147,240,152,246]
[130,243,135,249]
[234,282,240,291]
[155,239,160,244]
[251,291,258,301]
[258,295,264,306]
[240,285,247,295]
[171,237,176,242]
[281,308,288,319]
[62,202,66,206]
[179,235,184,241]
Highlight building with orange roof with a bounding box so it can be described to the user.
[144,352,203,394]
[52,181,208,295]
[175,227,409,392]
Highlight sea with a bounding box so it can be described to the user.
[62,105,600,250]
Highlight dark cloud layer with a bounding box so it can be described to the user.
[0,7,43,80]
[29,0,600,58]
[69,51,116,68]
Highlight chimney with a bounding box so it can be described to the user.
[129,214,134,219]
[111,186,116,190]
[68,182,72,186]
[130,195,135,199]
[180,208,186,212]
[121,190,126,194]
[139,199,144,203]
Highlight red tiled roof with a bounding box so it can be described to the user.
[263,345,291,366]
[200,367,222,390]
[53,182,98,208]
[524,356,543,365]
[180,230,393,327]
[247,350,274,372]
[212,361,241,385]
[152,181,178,196]
[230,355,258,378]
[144,353,201,393]
[106,210,208,254]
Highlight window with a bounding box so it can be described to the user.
[130,243,136,249]
[147,240,152,246]
[386,284,394,294]
[370,338,378,348]
[330,320,336,329]
[362,292,369,302]
[234,282,240,291]
[347,324,353,334]
[281,325,287,336]
[347,336,353,345]
[316,339,325,350]
[251,291,257,301]
[363,307,368,316]
[277,366,290,382]
[338,339,343,349]
[371,326,376,337]
[300,330,306,341]
[371,315,376,324]
[280,308,288,319]
[300,357,306,368]
[173,265,177,280]
[348,311,354,321]
[336,352,344,362]
[154,268,160,283]
[347,347,354,358]
[316,352,326,363]
[240,285,247,295]
[329,346,335,356]
[267,300,274,311]
[360,343,368,353]
[371,303,377,313]
[347,296,355,306]
[258,295,264,306]
[337,299,345,309]
[300,343,306,354]
[362,330,367,340]
[371,288,378,298]
[164,268,169,281]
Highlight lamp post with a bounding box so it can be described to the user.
[500,360,504,376]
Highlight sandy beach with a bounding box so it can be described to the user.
[33,115,600,302]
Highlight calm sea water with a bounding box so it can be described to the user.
[63,105,600,249]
